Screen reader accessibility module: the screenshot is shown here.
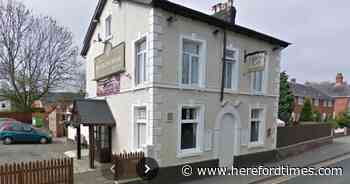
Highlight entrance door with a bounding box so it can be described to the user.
[219,114,235,168]
[94,126,112,163]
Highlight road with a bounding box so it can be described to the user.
[281,157,349,184]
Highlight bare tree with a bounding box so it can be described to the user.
[0,0,80,111]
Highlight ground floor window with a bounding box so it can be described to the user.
[179,105,204,155]
[134,107,147,150]
[250,108,264,144]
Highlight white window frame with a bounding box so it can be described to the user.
[298,97,304,105]
[323,100,327,107]
[248,105,266,148]
[224,48,240,91]
[177,104,205,158]
[132,105,151,151]
[179,35,207,88]
[105,15,112,40]
[249,54,269,95]
[314,99,319,106]
[328,100,333,107]
[133,36,148,87]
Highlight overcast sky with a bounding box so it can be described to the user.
[19,0,350,84]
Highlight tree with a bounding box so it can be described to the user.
[336,112,350,128]
[300,97,313,121]
[278,71,294,123]
[0,0,80,111]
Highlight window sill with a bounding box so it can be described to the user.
[224,88,239,94]
[177,150,203,158]
[248,142,265,149]
[178,85,205,91]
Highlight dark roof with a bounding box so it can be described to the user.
[42,92,85,104]
[81,0,290,56]
[311,82,350,97]
[289,82,333,100]
[73,99,116,126]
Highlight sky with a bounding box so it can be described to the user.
[19,0,350,84]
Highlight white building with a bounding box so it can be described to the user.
[79,0,289,172]
[0,98,11,112]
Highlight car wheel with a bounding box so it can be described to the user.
[3,137,12,145]
[40,137,48,144]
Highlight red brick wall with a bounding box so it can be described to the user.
[334,97,349,116]
[292,97,334,121]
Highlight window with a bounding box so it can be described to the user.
[328,101,333,107]
[323,100,327,107]
[251,70,264,93]
[250,108,264,144]
[298,97,304,105]
[105,15,112,39]
[135,107,147,149]
[181,39,201,86]
[135,39,147,85]
[224,49,239,89]
[1,103,5,108]
[179,106,203,155]
[314,99,319,106]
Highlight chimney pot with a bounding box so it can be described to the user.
[336,73,344,86]
[291,78,296,83]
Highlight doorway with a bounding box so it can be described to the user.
[219,113,236,168]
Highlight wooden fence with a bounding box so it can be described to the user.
[0,112,32,124]
[112,152,144,180]
[0,158,73,184]
[277,124,332,148]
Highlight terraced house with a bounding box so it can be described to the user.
[78,0,289,171]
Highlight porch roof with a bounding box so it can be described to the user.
[73,99,116,126]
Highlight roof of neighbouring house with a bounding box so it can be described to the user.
[310,82,350,97]
[41,92,85,104]
[72,99,116,126]
[81,0,290,56]
[289,82,333,100]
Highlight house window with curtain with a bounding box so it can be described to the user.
[135,38,147,86]
[224,48,239,89]
[181,39,201,86]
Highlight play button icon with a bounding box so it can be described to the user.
[136,157,159,180]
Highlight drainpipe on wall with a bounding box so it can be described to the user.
[220,29,227,102]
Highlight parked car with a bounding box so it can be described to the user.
[0,118,15,127]
[0,121,52,145]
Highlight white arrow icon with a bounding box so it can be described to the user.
[145,164,151,174]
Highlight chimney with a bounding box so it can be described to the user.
[336,73,344,86]
[291,78,296,84]
[212,0,237,25]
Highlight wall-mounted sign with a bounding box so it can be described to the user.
[97,74,120,97]
[95,42,125,80]
[247,53,266,72]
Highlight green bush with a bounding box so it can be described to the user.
[336,112,350,128]
[313,111,322,122]
[300,97,313,121]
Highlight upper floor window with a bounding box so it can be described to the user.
[251,70,264,93]
[224,49,239,89]
[105,15,112,39]
[323,100,327,107]
[181,39,203,86]
[135,38,147,85]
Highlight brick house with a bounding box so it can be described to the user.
[312,73,350,117]
[289,79,334,122]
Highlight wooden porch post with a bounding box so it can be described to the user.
[77,125,81,160]
[89,125,95,169]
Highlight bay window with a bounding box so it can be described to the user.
[251,70,264,93]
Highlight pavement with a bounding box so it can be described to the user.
[184,136,350,184]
